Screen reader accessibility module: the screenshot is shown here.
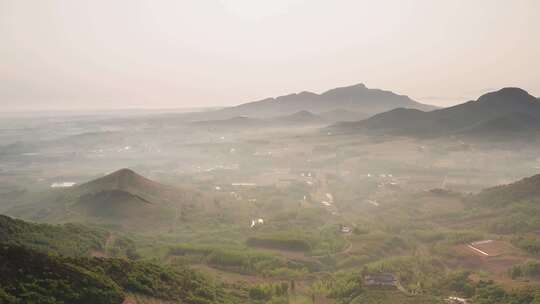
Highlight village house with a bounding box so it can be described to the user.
[339,224,352,234]
[446,296,468,304]
[364,273,397,287]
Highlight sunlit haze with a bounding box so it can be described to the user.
[1,0,539,111]
[3,2,540,303]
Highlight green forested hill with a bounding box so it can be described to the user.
[0,214,107,256]
[0,215,241,303]
[474,173,540,207]
[0,244,124,304]
[0,244,237,304]
[469,174,540,236]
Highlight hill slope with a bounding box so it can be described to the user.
[474,173,540,207]
[0,244,123,304]
[0,244,235,304]
[73,168,179,203]
[7,169,202,230]
[330,88,540,138]
[68,169,198,224]
[467,173,540,236]
[191,116,268,130]
[189,111,328,131]
[271,110,326,125]
[0,214,107,256]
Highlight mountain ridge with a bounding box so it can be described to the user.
[329,87,540,139]
[191,83,437,120]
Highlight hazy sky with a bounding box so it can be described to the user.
[1,0,539,111]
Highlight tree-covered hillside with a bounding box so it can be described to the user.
[0,244,238,304]
[0,214,107,256]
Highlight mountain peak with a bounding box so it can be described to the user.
[77,168,156,194]
[107,168,141,184]
[273,110,324,124]
[112,168,137,177]
[321,83,368,95]
[291,110,316,116]
[338,83,367,89]
[477,87,537,104]
[297,91,317,96]
[72,168,188,213]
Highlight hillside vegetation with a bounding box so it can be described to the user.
[0,244,238,304]
[0,214,106,256]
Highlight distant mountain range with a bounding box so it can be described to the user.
[189,83,436,121]
[330,87,540,139]
[191,110,328,130]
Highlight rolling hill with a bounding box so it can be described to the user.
[457,112,540,137]
[191,83,436,120]
[319,108,369,122]
[473,173,540,207]
[272,110,326,125]
[191,116,268,129]
[7,169,202,230]
[68,169,197,222]
[190,110,328,131]
[466,173,540,236]
[72,168,182,205]
[329,87,540,139]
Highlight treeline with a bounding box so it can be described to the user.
[510,261,540,279]
[485,206,540,234]
[513,235,540,256]
[471,280,540,304]
[318,269,540,304]
[169,244,310,277]
[412,229,484,245]
[363,256,445,292]
[246,235,311,252]
[248,282,289,303]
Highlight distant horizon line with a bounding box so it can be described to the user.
[0,106,224,115]
[1,84,536,114]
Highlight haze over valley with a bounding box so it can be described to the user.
[1,1,540,304]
